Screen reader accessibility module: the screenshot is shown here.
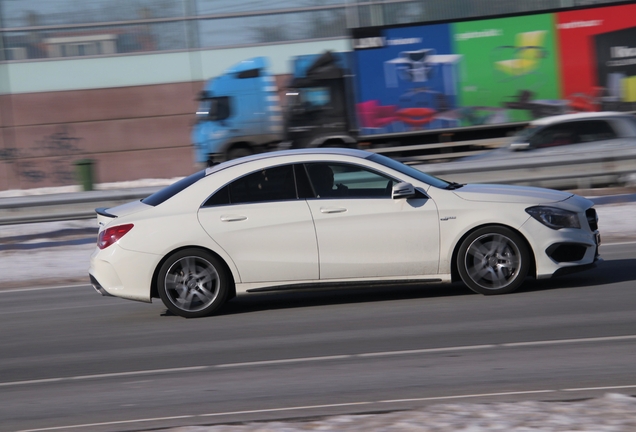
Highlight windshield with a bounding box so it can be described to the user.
[287,86,331,112]
[367,153,450,189]
[196,96,230,122]
[510,125,539,144]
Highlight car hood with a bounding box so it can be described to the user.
[453,184,573,204]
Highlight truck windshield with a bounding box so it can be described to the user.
[196,96,230,121]
[288,87,331,112]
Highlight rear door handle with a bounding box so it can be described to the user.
[220,215,247,222]
[320,207,347,214]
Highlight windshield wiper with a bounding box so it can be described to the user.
[445,182,464,190]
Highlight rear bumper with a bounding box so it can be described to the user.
[90,274,114,297]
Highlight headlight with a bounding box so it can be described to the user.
[526,206,580,230]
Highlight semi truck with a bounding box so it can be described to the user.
[192,0,636,165]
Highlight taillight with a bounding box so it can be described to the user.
[97,224,134,249]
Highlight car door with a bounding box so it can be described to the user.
[197,164,318,283]
[303,162,440,280]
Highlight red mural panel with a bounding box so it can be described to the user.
[557,3,636,103]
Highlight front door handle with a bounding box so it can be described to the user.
[220,215,247,222]
[320,207,347,214]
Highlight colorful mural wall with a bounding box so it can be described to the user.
[352,1,636,135]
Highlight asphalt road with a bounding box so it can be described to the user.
[1,243,635,432]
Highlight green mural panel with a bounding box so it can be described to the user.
[454,14,561,123]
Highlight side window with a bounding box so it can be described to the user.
[577,120,617,142]
[204,185,230,206]
[305,163,396,199]
[294,164,314,199]
[532,123,579,149]
[203,165,295,206]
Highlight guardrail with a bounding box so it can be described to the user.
[416,144,636,190]
[1,139,635,226]
[370,137,510,163]
[0,187,161,225]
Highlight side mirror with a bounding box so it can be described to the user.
[392,182,416,199]
[510,142,530,151]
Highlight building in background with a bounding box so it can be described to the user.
[0,0,629,190]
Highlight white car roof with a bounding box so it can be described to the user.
[205,148,373,176]
[529,111,631,127]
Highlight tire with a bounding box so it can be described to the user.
[157,249,229,318]
[457,226,530,295]
[227,147,251,160]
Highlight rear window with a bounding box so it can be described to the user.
[142,170,206,206]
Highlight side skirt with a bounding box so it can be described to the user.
[244,278,447,293]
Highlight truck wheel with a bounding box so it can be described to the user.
[457,226,530,295]
[227,147,251,160]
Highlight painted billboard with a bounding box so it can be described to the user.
[352,1,636,135]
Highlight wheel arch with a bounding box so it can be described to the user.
[150,246,237,301]
[310,134,357,148]
[450,223,537,283]
[224,141,254,159]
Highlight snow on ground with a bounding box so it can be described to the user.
[155,393,636,431]
[0,177,182,198]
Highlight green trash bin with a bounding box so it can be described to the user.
[74,159,94,191]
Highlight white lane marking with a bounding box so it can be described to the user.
[69,366,209,381]
[600,240,636,246]
[0,302,125,316]
[199,401,373,417]
[563,384,636,391]
[15,386,636,432]
[0,284,89,294]
[2,335,635,388]
[502,335,636,347]
[358,345,496,357]
[217,355,351,368]
[379,389,556,403]
[0,366,209,388]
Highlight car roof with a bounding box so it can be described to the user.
[529,111,632,127]
[205,148,373,176]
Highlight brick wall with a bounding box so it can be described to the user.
[0,74,292,191]
[0,81,202,190]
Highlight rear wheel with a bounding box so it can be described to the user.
[457,226,530,295]
[157,249,229,318]
[227,146,252,160]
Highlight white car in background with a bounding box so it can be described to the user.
[470,111,636,160]
[89,148,601,318]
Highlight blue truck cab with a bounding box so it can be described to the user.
[192,57,283,165]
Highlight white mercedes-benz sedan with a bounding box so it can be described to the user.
[89,148,601,318]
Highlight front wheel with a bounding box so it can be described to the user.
[157,249,229,318]
[457,226,530,295]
